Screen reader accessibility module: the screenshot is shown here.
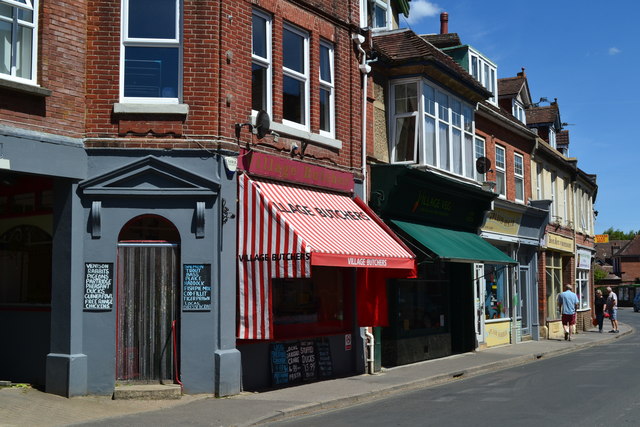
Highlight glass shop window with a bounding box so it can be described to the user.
[394,279,447,335]
[272,267,351,339]
[485,264,509,319]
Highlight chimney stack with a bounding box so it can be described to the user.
[440,12,449,34]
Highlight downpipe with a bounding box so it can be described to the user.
[365,329,375,374]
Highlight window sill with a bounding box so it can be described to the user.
[0,78,51,97]
[257,119,343,150]
[113,103,189,116]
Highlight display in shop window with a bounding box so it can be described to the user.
[485,264,508,319]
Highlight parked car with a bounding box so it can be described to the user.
[633,294,640,312]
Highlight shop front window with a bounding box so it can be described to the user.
[576,269,590,309]
[394,279,447,335]
[272,267,351,339]
[485,264,509,319]
[546,252,563,318]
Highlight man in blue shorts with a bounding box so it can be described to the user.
[557,284,579,341]
[605,286,619,333]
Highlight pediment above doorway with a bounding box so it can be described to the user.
[79,156,219,198]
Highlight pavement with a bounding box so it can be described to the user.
[0,323,632,427]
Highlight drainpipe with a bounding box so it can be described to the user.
[353,32,374,374]
[365,329,375,374]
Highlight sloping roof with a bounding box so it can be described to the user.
[618,235,640,256]
[498,76,525,97]
[420,33,462,48]
[526,104,559,125]
[595,240,631,261]
[372,29,489,99]
[557,130,569,145]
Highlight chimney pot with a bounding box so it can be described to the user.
[440,12,449,34]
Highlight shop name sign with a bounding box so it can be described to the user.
[239,252,311,262]
[546,232,574,252]
[482,208,522,236]
[412,191,453,217]
[239,150,353,193]
[274,202,371,221]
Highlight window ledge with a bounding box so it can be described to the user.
[0,78,51,97]
[113,103,189,116]
[266,121,342,150]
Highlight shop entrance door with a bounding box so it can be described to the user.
[473,264,485,345]
[517,266,531,337]
[116,243,179,382]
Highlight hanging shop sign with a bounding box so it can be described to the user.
[577,249,592,270]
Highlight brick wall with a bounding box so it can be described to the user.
[475,115,534,204]
[1,1,87,138]
[84,0,363,177]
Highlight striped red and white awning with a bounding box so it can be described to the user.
[237,174,415,340]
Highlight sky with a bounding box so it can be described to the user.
[400,0,640,234]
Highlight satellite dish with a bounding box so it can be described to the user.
[254,110,271,139]
[476,156,492,174]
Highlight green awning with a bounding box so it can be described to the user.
[391,220,517,265]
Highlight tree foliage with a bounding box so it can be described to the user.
[601,227,640,240]
[593,265,608,282]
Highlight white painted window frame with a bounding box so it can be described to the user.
[548,127,556,149]
[495,145,506,198]
[0,0,38,84]
[120,0,182,104]
[514,152,524,203]
[389,77,477,179]
[468,49,497,105]
[319,39,334,138]
[282,23,310,131]
[251,8,272,117]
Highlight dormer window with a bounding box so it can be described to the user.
[548,127,556,149]
[360,0,391,30]
[512,100,526,124]
[469,50,497,104]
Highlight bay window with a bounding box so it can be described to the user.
[514,153,524,202]
[469,51,497,104]
[282,24,309,129]
[252,9,272,114]
[495,145,506,197]
[121,0,180,102]
[0,0,37,83]
[391,79,478,179]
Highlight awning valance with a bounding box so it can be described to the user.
[392,220,517,265]
[238,174,415,339]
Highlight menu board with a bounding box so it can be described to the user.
[315,341,333,378]
[183,264,211,311]
[270,339,333,386]
[299,340,317,381]
[83,263,113,311]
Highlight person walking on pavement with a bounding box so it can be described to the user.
[594,289,605,333]
[605,286,619,333]
[558,284,579,341]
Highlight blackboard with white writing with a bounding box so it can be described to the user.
[83,263,113,311]
[183,264,211,311]
[315,341,333,378]
[270,339,333,387]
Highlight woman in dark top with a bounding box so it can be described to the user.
[594,289,605,333]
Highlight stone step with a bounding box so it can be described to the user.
[113,384,182,400]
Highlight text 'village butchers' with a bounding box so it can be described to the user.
[273,202,371,221]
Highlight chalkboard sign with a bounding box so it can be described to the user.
[315,341,333,378]
[183,264,211,311]
[83,263,113,311]
[285,342,303,383]
[270,339,334,386]
[270,343,289,386]
[299,340,317,381]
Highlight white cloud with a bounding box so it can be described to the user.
[405,0,440,25]
[608,47,621,55]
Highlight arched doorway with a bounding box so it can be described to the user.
[116,215,180,384]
